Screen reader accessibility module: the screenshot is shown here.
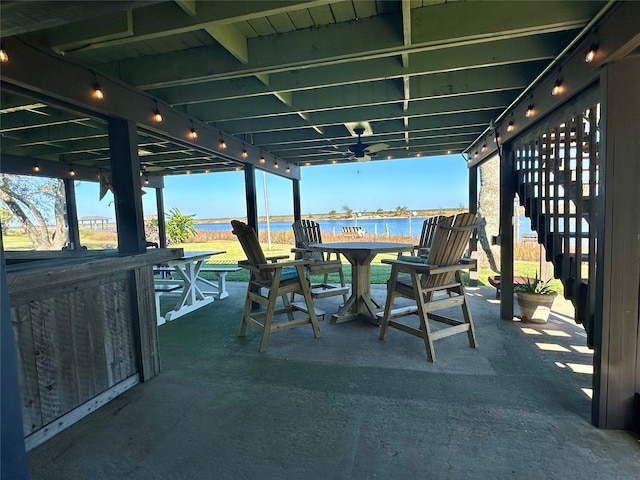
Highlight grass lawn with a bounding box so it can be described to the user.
[4,233,563,293]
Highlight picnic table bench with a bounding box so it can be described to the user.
[341,226,366,237]
[153,265,240,300]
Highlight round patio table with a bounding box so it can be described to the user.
[307,242,413,324]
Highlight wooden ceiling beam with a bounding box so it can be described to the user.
[149,32,572,105]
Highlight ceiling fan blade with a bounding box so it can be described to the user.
[364,143,389,154]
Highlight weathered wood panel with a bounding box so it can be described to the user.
[135,265,161,380]
[7,249,182,441]
[11,304,42,435]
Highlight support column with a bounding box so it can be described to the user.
[499,143,515,320]
[244,164,258,232]
[592,56,640,430]
[293,178,301,223]
[107,119,159,381]
[63,178,81,250]
[155,187,166,248]
[108,119,146,254]
[1,247,30,479]
[468,165,478,286]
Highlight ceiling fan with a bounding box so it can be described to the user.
[348,126,389,161]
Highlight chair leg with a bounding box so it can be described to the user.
[259,288,279,352]
[379,267,399,340]
[415,286,436,362]
[338,268,348,304]
[300,283,321,339]
[281,292,295,322]
[239,285,255,337]
[455,271,477,348]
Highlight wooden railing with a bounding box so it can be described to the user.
[512,102,600,343]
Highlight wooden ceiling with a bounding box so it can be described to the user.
[1,0,609,178]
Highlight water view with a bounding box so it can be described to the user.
[196,216,537,239]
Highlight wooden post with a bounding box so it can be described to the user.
[108,119,146,255]
[107,119,159,381]
[0,248,30,480]
[592,56,640,430]
[244,164,258,233]
[155,187,167,248]
[468,164,478,286]
[500,143,516,320]
[63,178,81,250]
[293,178,301,223]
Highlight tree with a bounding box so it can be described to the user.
[0,206,13,233]
[165,207,197,245]
[0,174,67,250]
[341,205,353,218]
[476,155,501,272]
[394,205,409,216]
[328,209,337,219]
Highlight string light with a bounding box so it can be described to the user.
[285,165,291,173]
[481,142,487,152]
[189,120,198,139]
[0,44,8,63]
[305,162,311,166]
[241,145,248,158]
[33,164,40,172]
[585,30,598,63]
[507,114,515,132]
[274,161,279,169]
[143,176,150,185]
[68,166,76,177]
[474,151,479,158]
[90,71,105,99]
[259,153,266,164]
[153,101,162,122]
[218,135,227,149]
[526,95,534,118]
[551,69,562,96]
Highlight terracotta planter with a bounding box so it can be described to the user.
[516,291,558,324]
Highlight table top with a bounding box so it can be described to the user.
[167,251,225,265]
[307,242,413,254]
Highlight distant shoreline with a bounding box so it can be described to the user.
[195,208,465,225]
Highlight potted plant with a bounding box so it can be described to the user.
[515,274,558,324]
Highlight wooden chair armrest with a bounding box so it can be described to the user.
[291,247,311,254]
[266,254,291,262]
[382,259,472,274]
[257,259,310,270]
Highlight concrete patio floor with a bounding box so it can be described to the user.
[27,282,640,479]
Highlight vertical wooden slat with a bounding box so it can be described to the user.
[553,125,561,260]
[30,298,78,425]
[11,304,42,435]
[114,278,136,381]
[575,112,584,291]
[587,104,599,339]
[562,116,573,286]
[68,290,95,403]
[134,265,161,380]
[84,284,110,394]
[101,282,120,385]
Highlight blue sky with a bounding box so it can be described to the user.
[74,154,469,220]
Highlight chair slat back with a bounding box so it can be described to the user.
[421,213,476,289]
[418,215,445,251]
[292,219,325,262]
[231,220,271,281]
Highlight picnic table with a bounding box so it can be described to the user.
[154,251,226,322]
